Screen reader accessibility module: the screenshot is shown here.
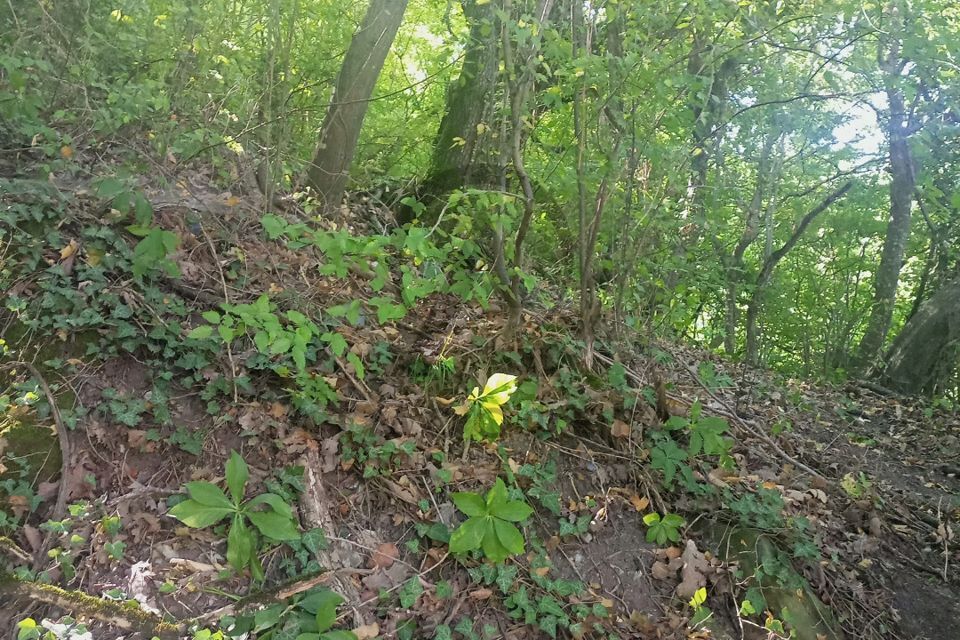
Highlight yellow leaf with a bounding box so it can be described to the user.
[689,587,707,608]
[481,373,517,405]
[224,196,242,207]
[482,402,503,426]
[59,240,79,260]
[60,146,73,159]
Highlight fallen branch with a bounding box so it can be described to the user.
[0,572,179,638]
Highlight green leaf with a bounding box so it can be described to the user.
[187,325,213,340]
[309,589,344,632]
[225,451,248,504]
[168,499,233,528]
[201,311,222,323]
[270,335,293,355]
[486,478,509,509]
[185,481,232,508]
[247,510,300,541]
[346,352,365,381]
[492,518,525,555]
[489,499,532,522]
[449,516,488,553]
[452,492,487,517]
[261,214,288,239]
[321,632,357,640]
[323,332,348,357]
[226,515,254,571]
[246,492,294,519]
[480,525,510,562]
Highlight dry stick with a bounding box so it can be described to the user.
[591,352,825,480]
[198,221,239,403]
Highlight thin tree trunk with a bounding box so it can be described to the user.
[724,128,780,355]
[745,182,853,365]
[305,0,409,214]
[853,2,915,372]
[497,0,555,336]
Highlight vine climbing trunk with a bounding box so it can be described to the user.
[305,0,409,215]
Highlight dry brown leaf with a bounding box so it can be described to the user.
[268,402,289,418]
[628,494,649,512]
[368,542,399,569]
[352,623,379,640]
[611,419,631,438]
[676,540,709,599]
[651,560,674,581]
[470,588,493,600]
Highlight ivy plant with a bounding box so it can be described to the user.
[449,478,533,563]
[168,451,300,581]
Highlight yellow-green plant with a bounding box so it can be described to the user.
[454,373,518,442]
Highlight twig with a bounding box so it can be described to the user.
[0,361,73,568]
[335,551,449,622]
[334,355,374,403]
[198,222,239,403]
[0,536,32,564]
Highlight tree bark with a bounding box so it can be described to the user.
[427,0,500,193]
[883,278,960,394]
[853,1,915,372]
[724,127,780,355]
[305,0,409,214]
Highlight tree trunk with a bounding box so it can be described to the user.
[305,0,409,214]
[883,278,960,394]
[426,0,500,193]
[745,182,853,365]
[853,2,915,372]
[724,128,780,355]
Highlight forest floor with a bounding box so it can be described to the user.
[1,160,958,640]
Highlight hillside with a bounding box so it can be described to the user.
[1,167,957,639]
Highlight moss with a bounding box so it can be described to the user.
[0,417,61,486]
[709,525,845,640]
